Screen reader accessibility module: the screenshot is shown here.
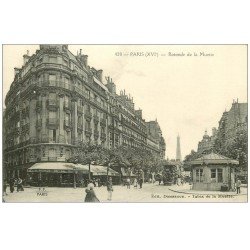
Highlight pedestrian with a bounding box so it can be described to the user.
[9,177,15,193]
[236,179,242,194]
[139,178,143,189]
[107,177,113,201]
[84,183,100,202]
[133,178,138,188]
[126,177,130,189]
[17,177,24,192]
[3,179,8,196]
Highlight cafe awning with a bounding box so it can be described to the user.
[89,165,119,176]
[27,162,89,174]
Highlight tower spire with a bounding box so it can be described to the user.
[176,134,182,161]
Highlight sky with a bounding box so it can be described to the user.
[2,45,247,159]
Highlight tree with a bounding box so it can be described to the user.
[69,142,107,180]
[184,150,200,162]
[214,130,247,171]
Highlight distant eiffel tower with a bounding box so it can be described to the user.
[176,134,182,161]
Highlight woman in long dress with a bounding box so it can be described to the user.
[84,184,100,202]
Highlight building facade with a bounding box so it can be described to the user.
[197,128,217,154]
[217,100,247,147]
[4,45,166,180]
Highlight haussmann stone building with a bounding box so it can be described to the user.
[3,45,166,186]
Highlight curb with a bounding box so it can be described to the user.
[168,188,247,196]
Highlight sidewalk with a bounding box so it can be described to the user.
[169,184,248,196]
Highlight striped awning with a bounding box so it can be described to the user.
[27,162,89,173]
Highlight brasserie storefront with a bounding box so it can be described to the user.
[27,162,119,187]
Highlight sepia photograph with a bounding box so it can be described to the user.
[2,44,248,203]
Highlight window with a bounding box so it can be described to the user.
[66,131,71,144]
[49,148,56,159]
[65,77,69,89]
[49,92,56,100]
[49,111,56,119]
[65,113,70,126]
[64,95,69,107]
[65,149,70,160]
[49,56,57,63]
[211,169,223,183]
[49,129,56,143]
[86,121,90,130]
[49,74,56,86]
[211,169,216,179]
[218,169,223,182]
[196,169,203,183]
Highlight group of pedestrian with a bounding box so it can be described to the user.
[84,177,113,202]
[125,177,143,189]
[3,177,24,196]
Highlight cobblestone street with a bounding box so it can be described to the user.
[3,183,247,203]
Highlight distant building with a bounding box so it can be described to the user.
[197,128,217,154]
[146,119,166,159]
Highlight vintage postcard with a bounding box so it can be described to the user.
[2,44,248,203]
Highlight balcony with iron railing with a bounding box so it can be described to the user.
[48,157,57,162]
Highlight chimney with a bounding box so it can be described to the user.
[82,55,88,67]
[14,67,20,77]
[23,51,30,65]
[97,69,103,82]
[135,109,142,118]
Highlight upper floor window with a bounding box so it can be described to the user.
[49,74,56,86]
[49,56,57,63]
[65,77,69,89]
